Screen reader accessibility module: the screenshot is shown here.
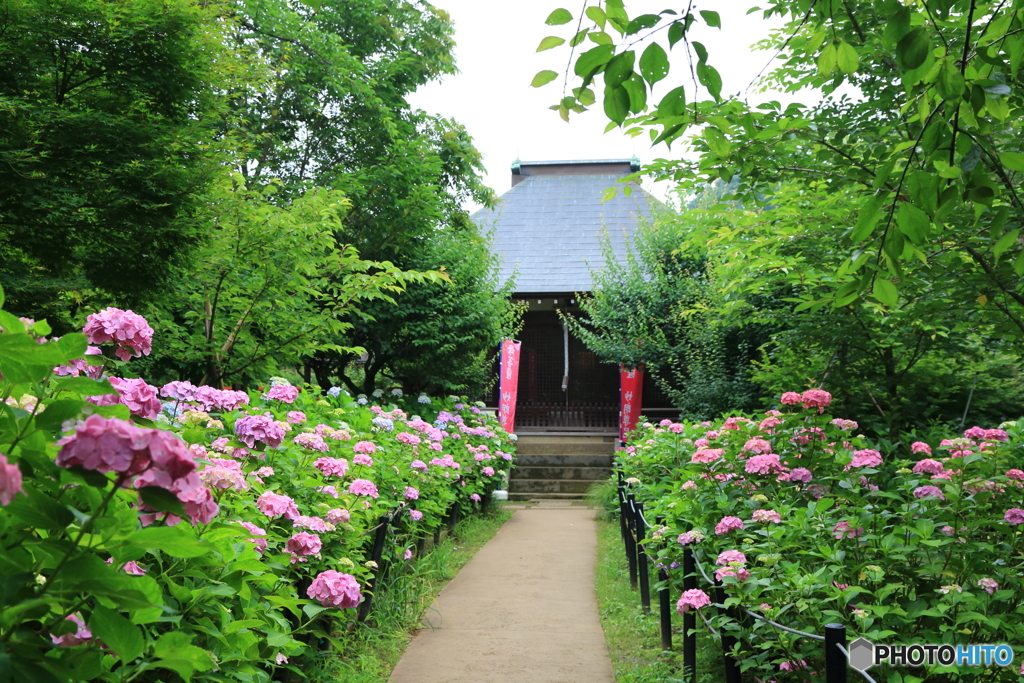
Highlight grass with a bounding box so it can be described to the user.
[594,504,727,683]
[306,506,513,683]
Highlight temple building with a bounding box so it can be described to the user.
[474,158,673,432]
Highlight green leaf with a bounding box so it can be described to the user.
[55,377,116,397]
[873,278,899,307]
[5,485,73,531]
[1014,250,1024,276]
[625,14,660,35]
[668,21,685,48]
[639,43,668,85]
[998,151,1024,171]
[585,6,606,29]
[896,203,930,244]
[896,29,930,71]
[818,42,837,74]
[696,63,722,101]
[603,51,635,87]
[530,70,558,87]
[153,632,216,682]
[536,36,564,52]
[545,8,572,25]
[692,41,708,64]
[90,606,144,663]
[603,85,630,124]
[622,74,647,113]
[124,526,210,558]
[139,487,186,516]
[55,334,88,362]
[936,59,966,99]
[699,10,721,28]
[657,86,687,117]
[994,229,1020,258]
[574,45,614,78]
[836,41,859,74]
[882,6,911,47]
[34,399,86,432]
[0,311,24,334]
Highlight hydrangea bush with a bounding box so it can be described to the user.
[619,390,1024,682]
[0,293,514,682]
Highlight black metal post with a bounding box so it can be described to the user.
[625,493,638,589]
[617,470,630,557]
[825,623,847,683]
[683,548,696,683]
[447,504,460,532]
[357,513,391,622]
[713,584,742,683]
[635,501,650,613]
[656,515,672,651]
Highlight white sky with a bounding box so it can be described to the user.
[408,1,792,203]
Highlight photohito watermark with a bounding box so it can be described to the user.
[848,639,1015,671]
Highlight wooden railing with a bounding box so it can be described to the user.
[516,402,618,430]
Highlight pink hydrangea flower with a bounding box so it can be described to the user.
[50,614,95,647]
[56,415,194,479]
[353,441,377,454]
[353,453,373,466]
[409,509,423,521]
[801,389,832,411]
[963,426,987,440]
[411,459,428,471]
[716,550,747,566]
[1006,469,1024,481]
[715,566,750,582]
[200,463,248,491]
[257,491,299,519]
[833,521,865,539]
[293,515,330,532]
[752,509,781,523]
[286,532,321,562]
[1004,508,1024,524]
[83,307,153,361]
[161,381,197,402]
[404,486,419,500]
[977,577,998,594]
[470,493,482,502]
[759,417,783,432]
[714,516,745,535]
[846,449,882,470]
[745,453,785,475]
[912,459,944,475]
[692,448,725,464]
[307,570,361,609]
[314,457,348,477]
[326,508,351,524]
[743,438,772,454]
[236,521,268,553]
[913,485,945,500]
[106,557,147,575]
[0,453,25,506]
[318,485,339,498]
[680,480,697,490]
[483,466,496,476]
[349,479,379,498]
[53,346,104,379]
[286,411,306,424]
[830,418,858,430]
[234,414,285,449]
[780,660,809,672]
[984,428,1008,442]
[294,433,328,452]
[780,391,803,405]
[676,589,712,614]
[911,441,932,455]
[396,432,421,445]
[789,467,813,483]
[266,384,299,403]
[104,377,162,419]
[668,423,684,434]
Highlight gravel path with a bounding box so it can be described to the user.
[388,506,615,683]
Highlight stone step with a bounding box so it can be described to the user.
[515,454,614,468]
[509,479,593,494]
[510,466,611,481]
[507,492,587,501]
[514,441,617,456]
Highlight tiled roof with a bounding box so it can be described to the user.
[472,172,657,294]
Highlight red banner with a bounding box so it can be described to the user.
[619,366,644,442]
[498,340,522,434]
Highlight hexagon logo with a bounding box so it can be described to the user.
[849,637,875,671]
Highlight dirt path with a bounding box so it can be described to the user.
[388,505,615,683]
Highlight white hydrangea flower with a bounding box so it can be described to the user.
[418,394,431,404]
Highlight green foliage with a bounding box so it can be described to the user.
[141,179,444,388]
[566,216,765,419]
[320,223,523,398]
[536,0,1024,340]
[620,401,1024,683]
[0,0,237,311]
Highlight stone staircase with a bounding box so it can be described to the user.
[509,432,618,501]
